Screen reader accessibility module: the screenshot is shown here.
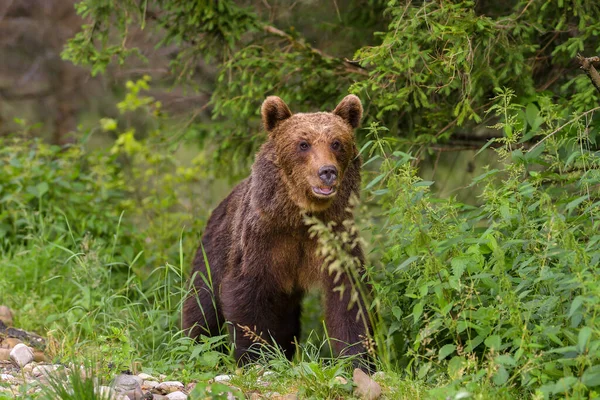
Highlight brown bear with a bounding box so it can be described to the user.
[182,95,372,368]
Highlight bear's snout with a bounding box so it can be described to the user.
[318,165,338,186]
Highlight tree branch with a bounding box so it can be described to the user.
[262,24,369,77]
[577,54,600,94]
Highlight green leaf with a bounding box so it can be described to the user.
[365,173,385,190]
[577,326,593,354]
[582,365,600,387]
[438,344,456,361]
[469,169,499,187]
[553,377,578,394]
[566,195,588,214]
[569,296,584,317]
[413,180,434,187]
[413,302,424,324]
[36,182,49,197]
[484,335,501,351]
[394,256,419,273]
[492,365,509,386]
[495,355,516,366]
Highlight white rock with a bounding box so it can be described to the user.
[137,372,156,380]
[166,391,188,400]
[372,371,386,380]
[96,386,114,397]
[32,364,63,377]
[0,373,17,383]
[213,374,232,382]
[96,386,128,399]
[9,343,34,368]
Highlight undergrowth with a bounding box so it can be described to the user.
[1,83,599,399]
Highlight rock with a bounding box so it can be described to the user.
[0,306,13,326]
[137,372,156,381]
[353,368,382,400]
[269,394,297,400]
[372,371,385,380]
[9,343,34,368]
[165,391,187,400]
[32,364,64,377]
[1,338,21,348]
[0,348,10,361]
[213,374,232,382]
[334,376,348,385]
[142,380,159,389]
[152,395,168,400]
[33,351,47,362]
[113,373,144,400]
[0,373,17,383]
[97,385,130,400]
[156,381,184,394]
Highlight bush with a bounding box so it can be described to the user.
[367,89,600,398]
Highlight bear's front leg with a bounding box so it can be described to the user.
[220,272,303,365]
[323,244,373,370]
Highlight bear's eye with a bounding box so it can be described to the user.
[331,140,341,151]
[299,141,310,151]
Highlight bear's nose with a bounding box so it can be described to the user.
[318,165,338,186]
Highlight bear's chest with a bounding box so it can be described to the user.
[263,233,323,293]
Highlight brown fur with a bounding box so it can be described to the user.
[182,95,372,368]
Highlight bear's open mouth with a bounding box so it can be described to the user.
[312,186,336,197]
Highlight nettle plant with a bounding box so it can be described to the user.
[364,89,600,398]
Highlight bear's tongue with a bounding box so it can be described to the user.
[317,186,333,195]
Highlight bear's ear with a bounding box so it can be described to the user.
[261,96,292,132]
[333,94,363,129]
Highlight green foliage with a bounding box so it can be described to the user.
[64,0,600,160]
[0,80,231,378]
[40,362,111,400]
[367,89,600,398]
[6,1,600,398]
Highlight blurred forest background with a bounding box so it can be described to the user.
[1,0,600,399]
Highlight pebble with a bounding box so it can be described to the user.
[0,373,17,383]
[0,306,13,326]
[113,373,144,400]
[143,380,160,389]
[213,374,232,382]
[137,372,156,380]
[0,349,10,361]
[9,343,34,368]
[97,386,130,400]
[156,380,184,393]
[353,368,382,400]
[165,391,187,400]
[1,338,22,348]
[32,364,64,377]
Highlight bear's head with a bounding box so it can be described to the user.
[261,95,363,212]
